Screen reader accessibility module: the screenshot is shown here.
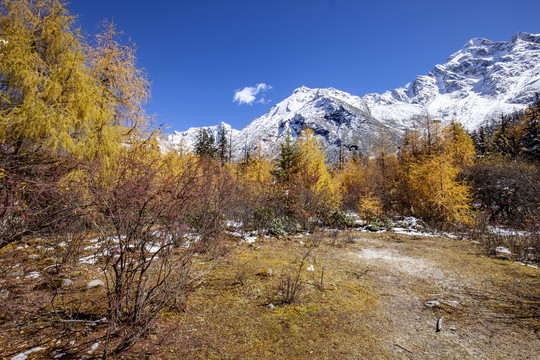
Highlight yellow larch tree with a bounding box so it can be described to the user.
[406,153,474,225]
[242,146,273,188]
[296,128,341,210]
[398,120,476,226]
[0,0,121,160]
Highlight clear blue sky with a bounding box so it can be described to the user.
[68,0,540,133]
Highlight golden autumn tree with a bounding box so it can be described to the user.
[295,128,341,219]
[0,0,109,247]
[241,149,273,188]
[88,21,151,132]
[405,153,474,225]
[0,0,122,160]
[442,121,476,168]
[235,145,273,209]
[231,146,274,230]
[267,128,346,228]
[0,0,155,247]
[336,156,367,209]
[398,119,476,226]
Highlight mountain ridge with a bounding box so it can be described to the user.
[167,32,540,160]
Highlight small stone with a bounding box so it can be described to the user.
[7,270,24,278]
[86,280,105,289]
[0,289,9,300]
[61,279,73,288]
[28,254,40,260]
[436,317,444,332]
[438,299,461,307]
[424,300,441,308]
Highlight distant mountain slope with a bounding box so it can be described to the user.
[167,32,540,160]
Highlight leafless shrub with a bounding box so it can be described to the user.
[344,229,356,244]
[329,229,356,248]
[0,152,83,249]
[330,230,342,247]
[470,226,539,264]
[232,265,248,287]
[307,228,324,248]
[80,153,232,356]
[275,243,317,304]
[276,266,304,304]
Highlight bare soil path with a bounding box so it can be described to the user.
[347,233,540,359]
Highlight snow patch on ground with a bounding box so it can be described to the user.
[79,254,98,265]
[495,246,512,255]
[11,347,47,360]
[393,228,436,237]
[489,227,531,237]
[517,262,538,269]
[24,271,40,279]
[225,220,243,229]
[244,235,258,244]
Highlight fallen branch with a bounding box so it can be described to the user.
[394,342,413,353]
[393,342,415,360]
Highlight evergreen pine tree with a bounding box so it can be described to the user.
[521,93,540,161]
[195,128,215,158]
[271,131,301,183]
[217,126,229,164]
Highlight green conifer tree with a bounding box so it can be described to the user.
[271,131,301,183]
[195,128,215,158]
[217,126,228,164]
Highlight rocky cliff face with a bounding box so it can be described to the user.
[167,32,540,160]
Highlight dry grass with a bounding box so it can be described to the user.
[140,236,384,359]
[0,231,538,359]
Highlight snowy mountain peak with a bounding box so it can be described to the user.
[464,37,493,48]
[510,32,540,44]
[167,32,540,161]
[294,85,312,93]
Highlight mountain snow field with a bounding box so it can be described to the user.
[167,32,540,160]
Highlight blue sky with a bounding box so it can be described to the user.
[69,0,540,133]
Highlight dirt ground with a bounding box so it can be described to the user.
[345,232,540,359]
[0,230,538,359]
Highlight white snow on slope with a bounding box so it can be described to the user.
[167,32,540,160]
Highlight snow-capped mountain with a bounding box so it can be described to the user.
[167,32,540,160]
[233,86,404,160]
[363,32,540,130]
[166,122,241,154]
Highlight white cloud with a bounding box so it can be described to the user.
[233,83,272,105]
